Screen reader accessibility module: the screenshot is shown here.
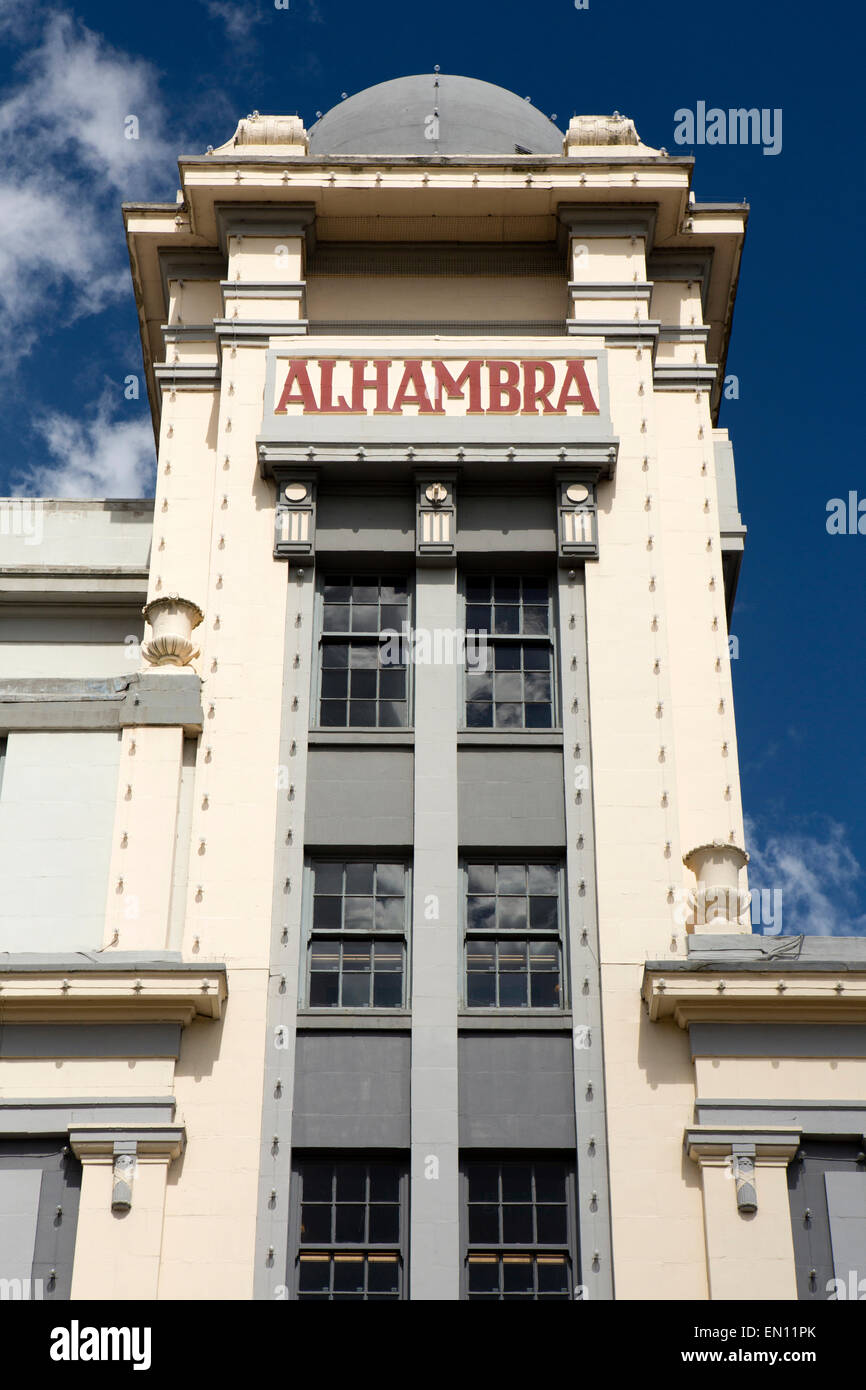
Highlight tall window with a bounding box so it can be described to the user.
[294,1158,407,1301]
[306,859,409,1008]
[463,576,555,728]
[463,1158,575,1300]
[318,575,410,728]
[463,861,565,1009]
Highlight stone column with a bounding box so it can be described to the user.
[69,1126,184,1301]
[686,1128,800,1300]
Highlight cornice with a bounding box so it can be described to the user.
[0,964,227,1024]
[643,965,866,1026]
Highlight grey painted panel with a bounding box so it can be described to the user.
[0,1098,176,1135]
[457,748,565,846]
[304,746,414,845]
[0,1141,82,1299]
[292,1032,411,1148]
[316,492,415,554]
[458,1033,576,1147]
[690,1023,866,1058]
[0,1167,42,1281]
[458,493,557,553]
[0,1023,182,1059]
[695,1099,866,1136]
[825,1172,866,1283]
[788,1142,862,1300]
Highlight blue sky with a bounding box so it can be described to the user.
[0,0,862,934]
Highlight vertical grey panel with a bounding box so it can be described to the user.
[0,1167,41,1282]
[167,737,197,950]
[254,565,316,1300]
[410,566,460,1300]
[825,1172,866,1286]
[32,1149,82,1301]
[787,1142,862,1300]
[557,567,613,1299]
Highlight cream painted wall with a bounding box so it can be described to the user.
[0,730,121,952]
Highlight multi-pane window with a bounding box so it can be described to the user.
[307,860,409,1008]
[464,576,555,728]
[295,1159,406,1301]
[464,1159,574,1300]
[318,576,410,728]
[464,861,565,1008]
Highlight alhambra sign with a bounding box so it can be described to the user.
[259,347,614,455]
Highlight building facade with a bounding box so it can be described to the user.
[1,74,865,1303]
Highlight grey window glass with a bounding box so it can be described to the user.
[308,860,409,1008]
[465,1159,573,1300]
[464,577,554,729]
[464,862,565,1009]
[296,1159,405,1301]
[319,576,410,728]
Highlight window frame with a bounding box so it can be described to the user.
[458,572,560,732]
[312,572,415,731]
[459,857,569,1011]
[300,856,413,1012]
[289,1154,410,1301]
[459,1155,579,1301]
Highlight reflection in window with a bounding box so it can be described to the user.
[319,576,410,728]
[464,577,555,729]
[464,862,565,1009]
[307,860,409,1008]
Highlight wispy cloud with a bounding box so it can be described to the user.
[15,395,156,499]
[0,12,174,370]
[201,0,265,43]
[745,814,866,936]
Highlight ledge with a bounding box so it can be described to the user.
[459,1009,573,1031]
[307,729,414,746]
[457,730,564,748]
[0,1097,176,1137]
[0,956,227,1024]
[69,1124,185,1162]
[685,1127,801,1163]
[643,964,866,1025]
[0,672,203,733]
[297,1009,411,1031]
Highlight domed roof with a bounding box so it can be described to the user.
[308,74,563,157]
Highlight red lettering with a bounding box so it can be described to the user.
[555,359,600,415]
[431,360,483,414]
[389,360,436,414]
[486,360,522,414]
[521,360,558,414]
[350,359,391,414]
[275,360,319,413]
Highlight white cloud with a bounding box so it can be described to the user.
[17,398,156,499]
[0,12,174,369]
[745,815,866,937]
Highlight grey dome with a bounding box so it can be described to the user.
[308,74,563,157]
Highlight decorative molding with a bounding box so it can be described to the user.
[685,1127,801,1165]
[258,440,619,478]
[69,1125,185,1163]
[653,361,718,391]
[569,282,652,300]
[0,965,227,1024]
[567,318,660,345]
[213,203,316,257]
[643,967,866,1025]
[153,363,221,392]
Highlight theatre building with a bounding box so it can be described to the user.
[3,74,866,1303]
